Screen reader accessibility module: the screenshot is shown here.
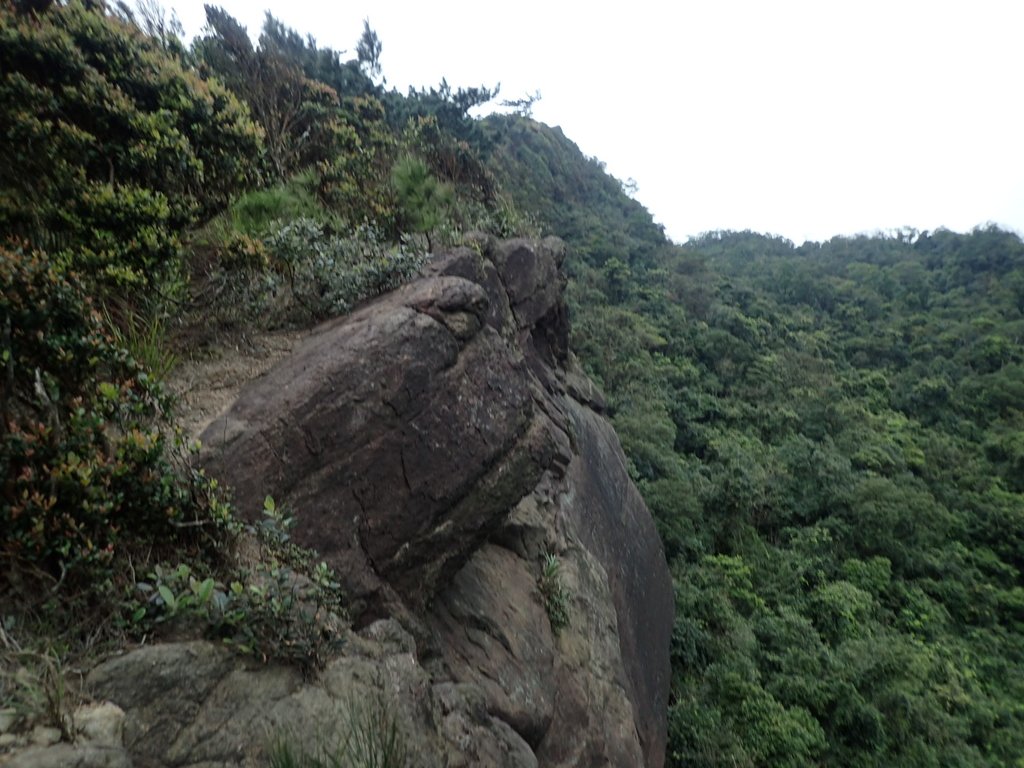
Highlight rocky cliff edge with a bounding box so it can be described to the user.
[12,237,673,768]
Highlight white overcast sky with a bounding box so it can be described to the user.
[169,0,1024,245]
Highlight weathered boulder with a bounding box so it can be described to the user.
[429,544,558,746]
[556,399,674,765]
[200,265,565,617]
[0,702,130,768]
[76,622,536,768]
[132,236,672,767]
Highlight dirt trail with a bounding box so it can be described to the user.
[167,329,306,441]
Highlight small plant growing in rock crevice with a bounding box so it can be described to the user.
[122,496,347,675]
[538,552,571,634]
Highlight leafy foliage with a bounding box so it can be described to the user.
[263,217,426,320]
[0,245,231,597]
[386,78,498,149]
[195,6,340,183]
[124,497,346,673]
[0,1,261,289]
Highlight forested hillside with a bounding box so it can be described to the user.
[488,121,1024,765]
[2,3,1023,766]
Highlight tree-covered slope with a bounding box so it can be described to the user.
[488,116,1024,765]
[484,115,670,269]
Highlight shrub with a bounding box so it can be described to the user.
[184,226,279,331]
[264,218,426,320]
[122,496,346,672]
[391,155,453,252]
[125,557,345,674]
[318,95,399,235]
[0,245,232,598]
[0,2,262,289]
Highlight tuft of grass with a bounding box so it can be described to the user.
[268,693,411,768]
[0,626,82,742]
[231,173,329,238]
[538,552,571,634]
[103,304,179,383]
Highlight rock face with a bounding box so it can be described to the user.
[198,258,560,617]
[15,236,672,768]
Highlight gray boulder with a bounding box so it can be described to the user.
[76,236,674,768]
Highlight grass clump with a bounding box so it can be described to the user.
[0,632,82,744]
[538,552,571,634]
[230,174,328,238]
[269,693,411,768]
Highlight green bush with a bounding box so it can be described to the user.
[0,245,231,596]
[317,95,400,234]
[125,559,345,673]
[0,2,262,289]
[391,155,453,252]
[264,218,426,320]
[230,174,327,238]
[121,496,346,672]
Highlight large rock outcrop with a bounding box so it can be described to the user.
[13,237,673,768]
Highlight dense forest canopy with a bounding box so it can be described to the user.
[2,3,1023,766]
[605,227,1024,766]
